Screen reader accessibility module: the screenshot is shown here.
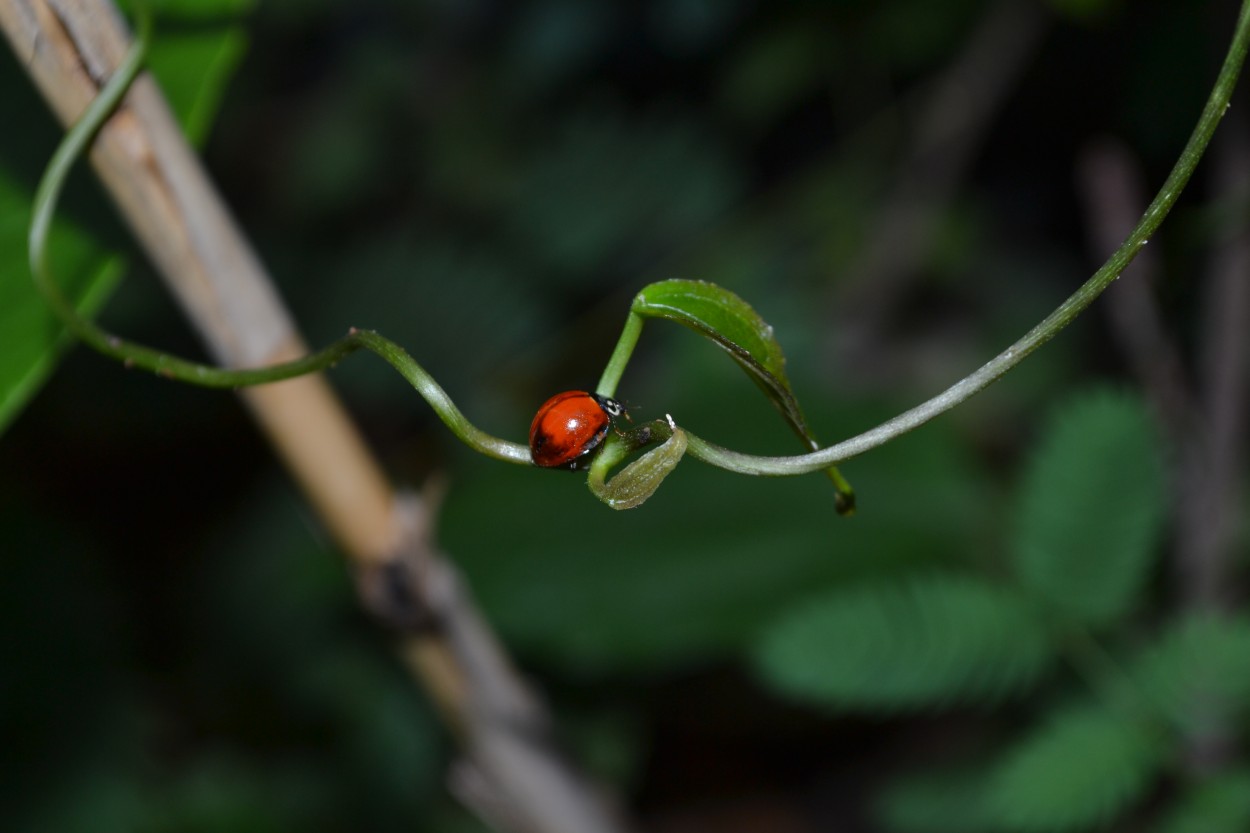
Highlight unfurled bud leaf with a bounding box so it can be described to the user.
[588,421,687,510]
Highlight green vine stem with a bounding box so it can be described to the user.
[32,1,1250,483]
[675,0,1250,477]
[595,311,642,399]
[28,6,529,466]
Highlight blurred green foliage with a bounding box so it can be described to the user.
[987,702,1163,832]
[0,0,250,431]
[1011,390,1166,628]
[755,574,1055,709]
[752,389,1250,832]
[1157,769,1250,833]
[0,171,122,432]
[3,0,1248,831]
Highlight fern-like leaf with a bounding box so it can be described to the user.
[753,574,1053,710]
[1011,389,1166,627]
[1156,770,1250,833]
[987,703,1163,832]
[1129,612,1250,732]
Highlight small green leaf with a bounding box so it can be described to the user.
[1129,613,1250,733]
[633,279,853,512]
[753,574,1054,710]
[116,0,254,145]
[1156,770,1250,833]
[145,27,250,147]
[0,173,123,433]
[1011,389,1166,627]
[987,704,1163,832]
[634,279,789,385]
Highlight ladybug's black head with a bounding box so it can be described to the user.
[593,394,626,420]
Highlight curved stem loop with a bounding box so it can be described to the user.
[28,5,530,466]
[32,1,1250,481]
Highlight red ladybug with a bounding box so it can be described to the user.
[529,390,625,469]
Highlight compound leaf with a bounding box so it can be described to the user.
[988,704,1162,832]
[753,574,1054,710]
[1011,389,1166,627]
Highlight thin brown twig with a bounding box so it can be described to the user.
[1076,138,1198,439]
[1080,126,1250,614]
[1076,120,1250,778]
[1191,119,1250,612]
[1168,114,1250,776]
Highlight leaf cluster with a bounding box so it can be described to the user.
[754,389,1250,832]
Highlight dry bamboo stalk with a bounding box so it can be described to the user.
[0,2,629,831]
[5,0,397,563]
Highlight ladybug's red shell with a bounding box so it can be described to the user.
[529,391,622,469]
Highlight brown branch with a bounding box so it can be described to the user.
[0,2,631,830]
[1165,116,1250,776]
[1191,119,1250,611]
[1076,138,1197,439]
[1077,126,1250,776]
[1078,130,1249,616]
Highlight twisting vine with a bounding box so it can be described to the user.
[30,1,1250,506]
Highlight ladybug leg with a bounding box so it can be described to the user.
[607,398,634,435]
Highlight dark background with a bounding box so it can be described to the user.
[2,0,1247,831]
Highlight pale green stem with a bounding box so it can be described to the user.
[33,0,1250,480]
[595,311,643,398]
[683,0,1250,477]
